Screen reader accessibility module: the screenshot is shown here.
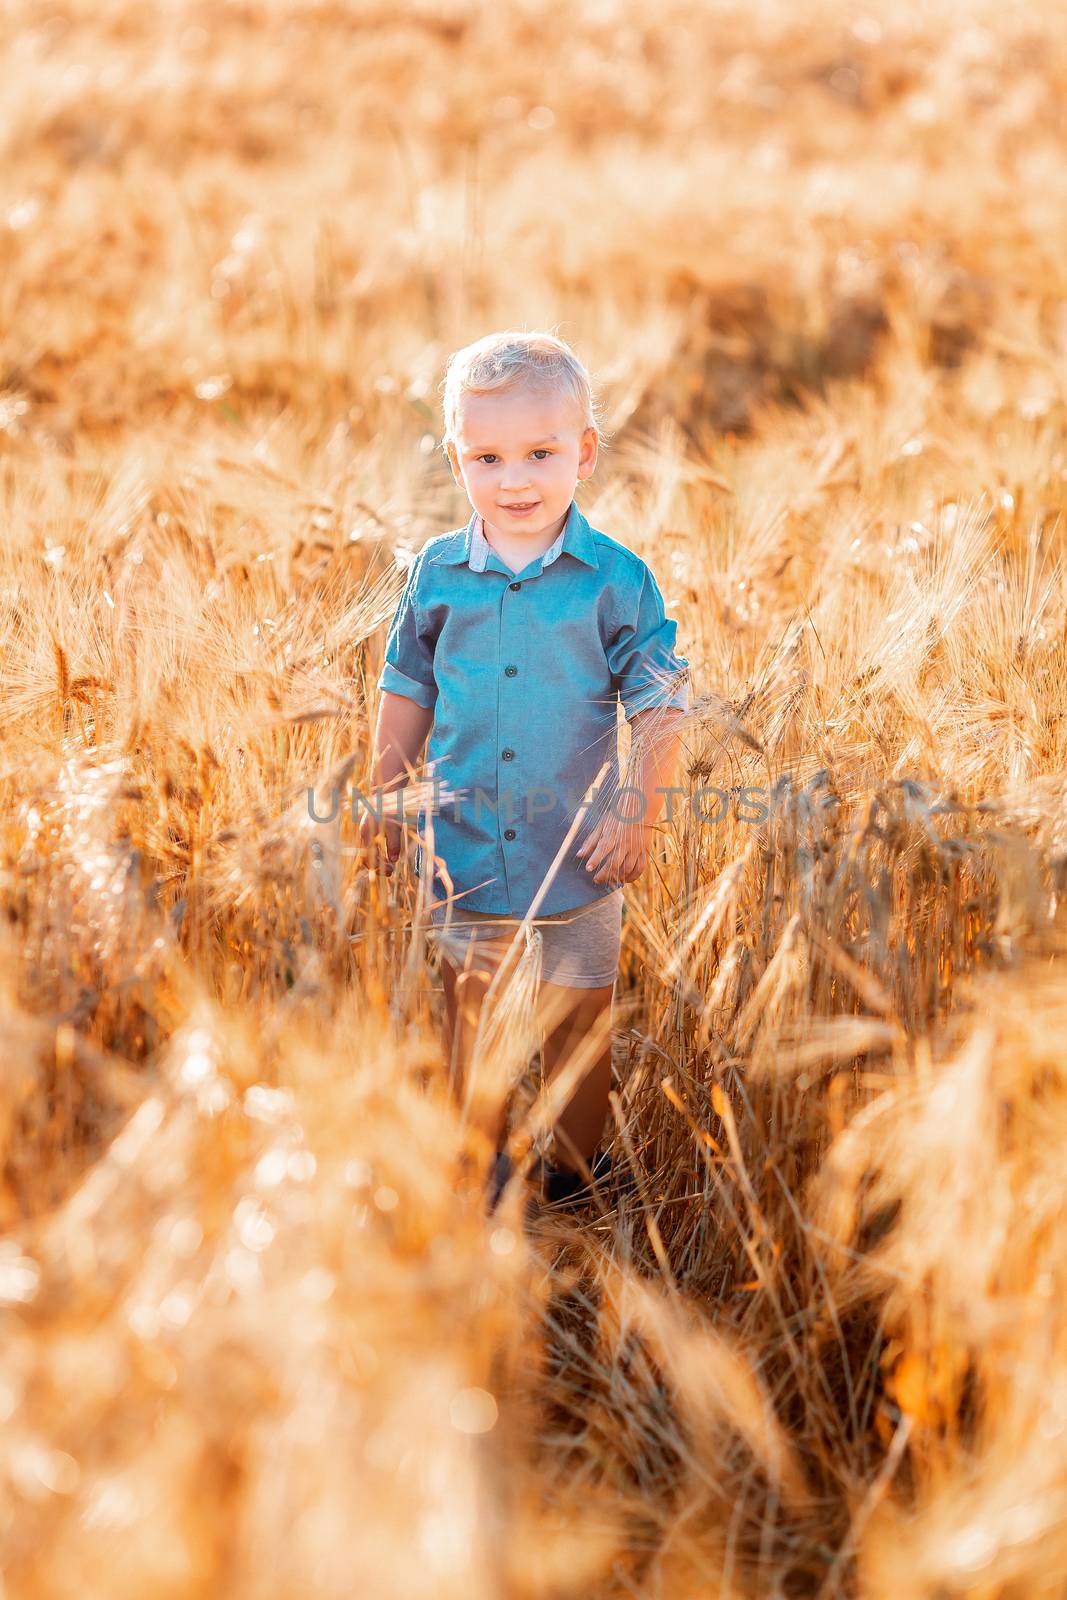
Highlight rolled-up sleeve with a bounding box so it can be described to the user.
[607,565,690,721]
[376,553,439,711]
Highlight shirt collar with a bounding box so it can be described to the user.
[434,499,599,572]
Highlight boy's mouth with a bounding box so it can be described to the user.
[501,502,539,514]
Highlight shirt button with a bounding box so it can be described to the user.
[509,581,521,590]
[501,748,514,761]
[504,664,517,677]
[503,828,516,841]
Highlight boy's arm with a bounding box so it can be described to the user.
[627,706,687,831]
[369,690,435,794]
[360,690,434,875]
[372,548,438,790]
[578,705,687,885]
[607,564,689,724]
[606,562,689,832]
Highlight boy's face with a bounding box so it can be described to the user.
[445,383,598,547]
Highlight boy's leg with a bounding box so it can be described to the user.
[439,951,461,1093]
[440,958,615,1172]
[536,981,615,1173]
[439,952,507,1150]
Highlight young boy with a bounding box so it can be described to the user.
[361,331,689,1213]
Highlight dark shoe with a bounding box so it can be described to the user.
[485,1148,515,1214]
[539,1156,592,1206]
[603,1153,639,1207]
[537,1148,633,1210]
[486,1148,542,1228]
[489,1147,638,1224]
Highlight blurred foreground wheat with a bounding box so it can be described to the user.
[2,0,1067,1594]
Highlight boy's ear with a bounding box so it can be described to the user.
[578,425,599,479]
[444,440,463,485]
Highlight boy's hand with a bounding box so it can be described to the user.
[357,806,404,879]
[575,813,654,887]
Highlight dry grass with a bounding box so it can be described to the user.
[2,0,1067,1594]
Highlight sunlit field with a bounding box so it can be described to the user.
[2,0,1067,1593]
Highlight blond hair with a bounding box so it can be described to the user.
[439,329,611,457]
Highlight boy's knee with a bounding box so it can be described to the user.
[455,966,490,1000]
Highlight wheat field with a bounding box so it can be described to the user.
[2,0,1067,1594]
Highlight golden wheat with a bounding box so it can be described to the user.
[1,0,1066,1594]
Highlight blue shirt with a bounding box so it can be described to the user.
[376,497,689,915]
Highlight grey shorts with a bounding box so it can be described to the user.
[427,888,623,989]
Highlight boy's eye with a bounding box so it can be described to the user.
[475,449,553,464]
